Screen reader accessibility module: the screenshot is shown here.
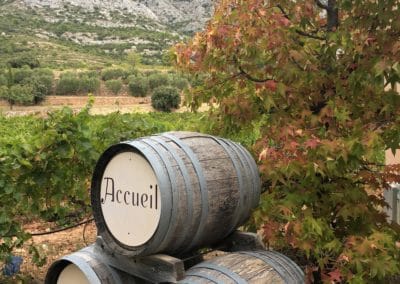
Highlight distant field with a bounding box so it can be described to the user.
[0,95,153,115]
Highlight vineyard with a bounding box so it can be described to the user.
[0,103,247,281]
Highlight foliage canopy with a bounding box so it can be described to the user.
[175,0,400,282]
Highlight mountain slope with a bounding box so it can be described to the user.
[19,0,213,33]
[0,0,214,66]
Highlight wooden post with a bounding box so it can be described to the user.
[385,150,400,223]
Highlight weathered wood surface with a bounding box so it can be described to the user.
[93,237,185,283]
[179,250,305,284]
[91,131,261,257]
[44,244,147,284]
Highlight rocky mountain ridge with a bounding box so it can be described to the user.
[17,0,214,33]
[0,0,214,65]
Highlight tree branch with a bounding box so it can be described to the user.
[289,58,304,71]
[238,65,273,83]
[276,4,325,40]
[232,55,273,83]
[327,0,339,31]
[315,0,329,10]
[295,29,325,40]
[276,4,290,20]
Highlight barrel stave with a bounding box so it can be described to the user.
[179,250,304,284]
[91,131,261,257]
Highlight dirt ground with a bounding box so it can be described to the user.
[8,219,226,283]
[14,220,98,283]
[0,94,206,116]
[0,96,154,116]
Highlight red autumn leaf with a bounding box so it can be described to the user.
[365,36,376,46]
[304,138,321,149]
[328,269,342,282]
[265,80,277,92]
[276,14,291,27]
[262,221,279,241]
[258,8,267,17]
[217,25,230,37]
[289,141,300,149]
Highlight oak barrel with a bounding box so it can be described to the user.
[91,131,261,257]
[180,250,304,284]
[44,246,144,284]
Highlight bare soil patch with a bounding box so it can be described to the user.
[0,96,154,116]
[1,219,97,283]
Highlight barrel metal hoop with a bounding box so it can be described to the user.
[226,140,261,208]
[184,270,220,283]
[140,138,180,252]
[193,263,247,284]
[258,250,305,281]
[237,143,261,198]
[162,133,208,249]
[62,255,102,284]
[149,136,194,250]
[207,136,245,233]
[76,250,123,284]
[237,251,303,284]
[126,140,173,252]
[220,140,254,225]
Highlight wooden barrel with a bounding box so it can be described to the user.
[91,131,261,257]
[44,246,144,284]
[180,250,304,284]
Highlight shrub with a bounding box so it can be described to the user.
[148,73,170,90]
[151,86,181,112]
[0,85,8,99]
[126,51,141,67]
[1,84,34,106]
[7,54,40,68]
[143,70,158,77]
[24,75,54,104]
[126,74,137,83]
[56,75,81,95]
[13,67,33,84]
[79,76,100,94]
[0,68,53,104]
[128,77,149,97]
[34,68,53,77]
[123,68,139,82]
[105,79,123,95]
[101,68,127,81]
[0,74,7,86]
[56,72,99,95]
[33,74,53,96]
[170,76,189,90]
[80,70,99,78]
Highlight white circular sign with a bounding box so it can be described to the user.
[57,264,89,284]
[100,151,161,247]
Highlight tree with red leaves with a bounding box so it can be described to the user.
[175,0,400,282]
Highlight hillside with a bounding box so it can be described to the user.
[0,0,213,67]
[21,0,213,33]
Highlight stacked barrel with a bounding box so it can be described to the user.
[45,132,304,283]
